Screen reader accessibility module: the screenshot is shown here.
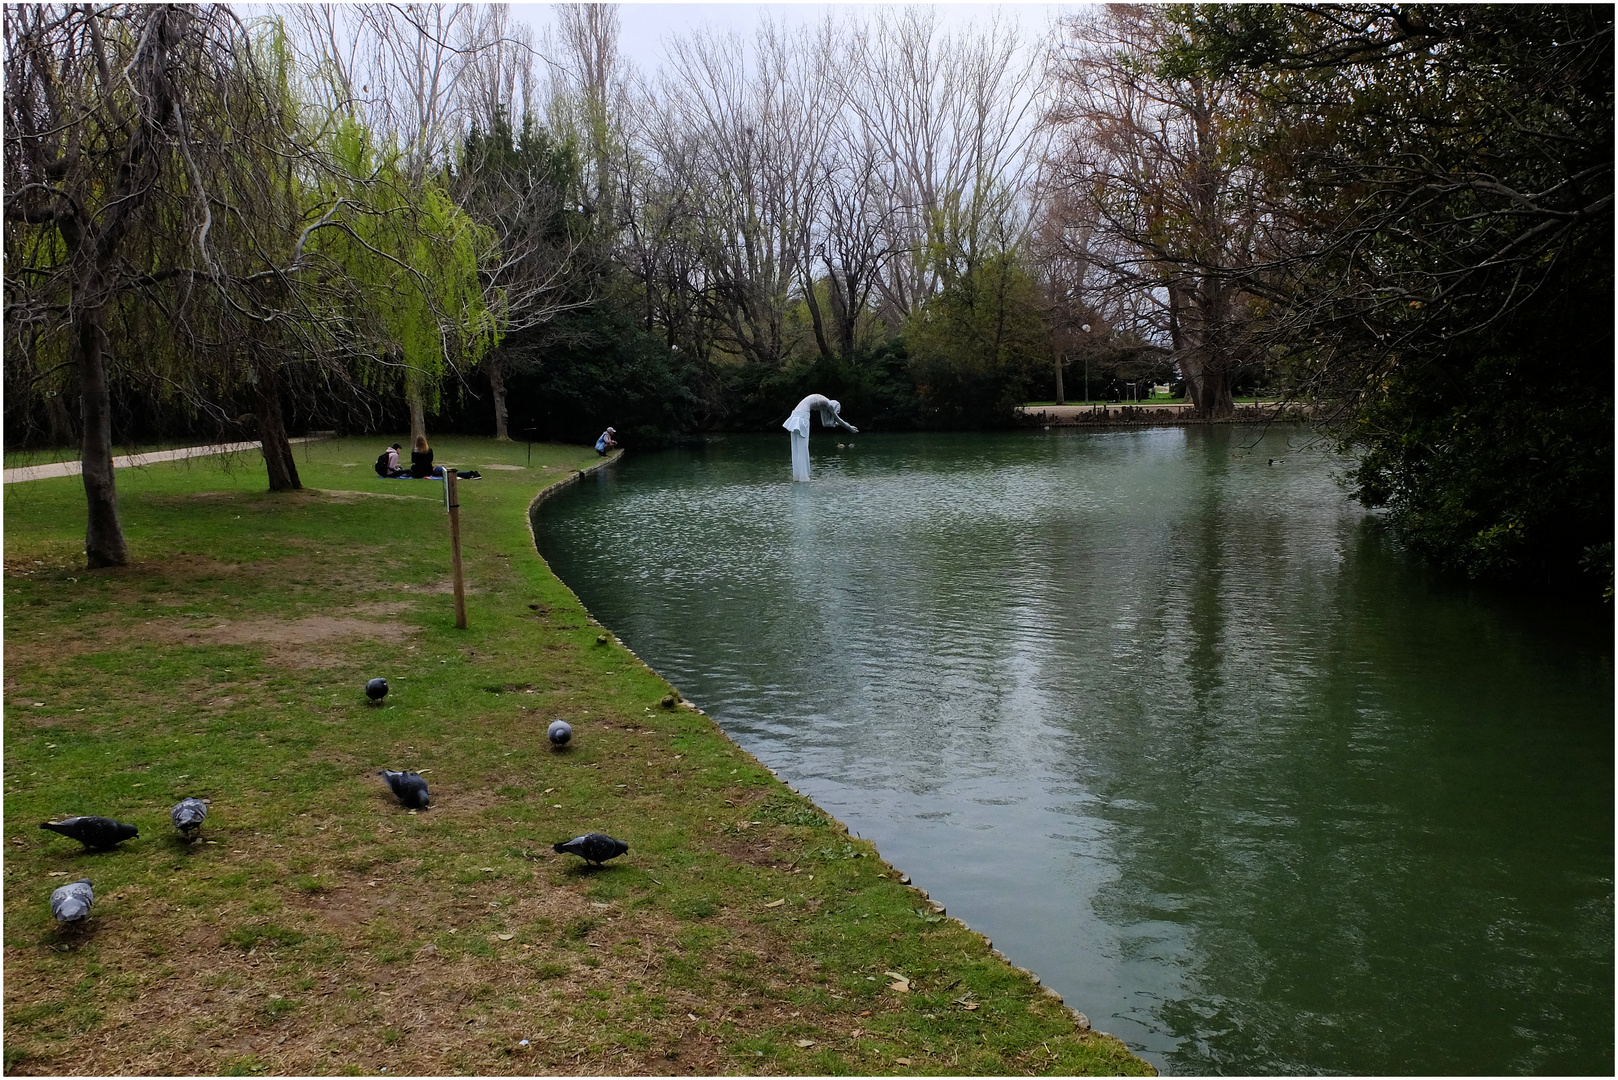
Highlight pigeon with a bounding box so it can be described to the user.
[50,878,94,923]
[553,833,628,865]
[171,797,210,838]
[39,816,138,850]
[547,720,572,747]
[378,769,429,809]
[366,677,389,702]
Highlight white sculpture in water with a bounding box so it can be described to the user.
[783,394,858,481]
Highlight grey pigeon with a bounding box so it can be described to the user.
[39,817,138,850]
[50,878,94,923]
[553,833,628,865]
[171,797,210,838]
[366,677,389,702]
[547,720,572,747]
[378,769,429,809]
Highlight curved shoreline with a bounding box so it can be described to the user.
[2,434,1154,1075]
[522,448,1129,1053]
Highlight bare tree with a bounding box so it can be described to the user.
[651,16,841,372]
[553,4,623,227]
[290,4,515,181]
[844,7,1050,319]
[810,129,902,361]
[1045,5,1262,417]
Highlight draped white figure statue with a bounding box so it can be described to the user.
[782,394,858,481]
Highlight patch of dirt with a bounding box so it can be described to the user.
[5,600,416,673]
[401,579,483,595]
[309,488,438,503]
[713,832,790,869]
[144,615,405,648]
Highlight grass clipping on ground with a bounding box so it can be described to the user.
[2,437,1152,1077]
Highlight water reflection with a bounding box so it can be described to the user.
[534,427,1613,1075]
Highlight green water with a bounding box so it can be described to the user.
[533,426,1613,1075]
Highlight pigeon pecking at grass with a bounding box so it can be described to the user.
[378,769,430,809]
[50,878,94,923]
[171,797,210,838]
[39,817,138,850]
[547,720,572,747]
[553,833,628,865]
[366,677,389,702]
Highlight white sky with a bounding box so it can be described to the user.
[510,3,1070,75]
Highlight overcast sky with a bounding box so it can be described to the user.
[510,3,1067,74]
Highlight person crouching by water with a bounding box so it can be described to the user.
[595,427,618,455]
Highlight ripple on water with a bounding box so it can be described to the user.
[536,428,1615,1076]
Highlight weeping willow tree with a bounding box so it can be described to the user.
[100,17,376,493]
[4,5,501,570]
[2,5,372,560]
[319,121,500,446]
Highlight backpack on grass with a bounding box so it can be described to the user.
[375,451,390,477]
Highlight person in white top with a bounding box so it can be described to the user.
[782,394,858,481]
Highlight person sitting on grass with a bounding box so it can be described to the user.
[411,435,436,478]
[374,442,408,478]
[406,435,482,481]
[595,426,618,455]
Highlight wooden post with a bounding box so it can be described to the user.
[447,469,467,629]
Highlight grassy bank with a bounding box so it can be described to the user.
[2,437,1152,1077]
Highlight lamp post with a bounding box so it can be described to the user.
[1081,324,1092,407]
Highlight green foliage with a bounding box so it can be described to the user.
[905,253,1050,427]
[318,120,499,411]
[500,300,702,447]
[1165,3,1614,590]
[1347,317,1613,586]
[456,109,588,260]
[722,336,916,431]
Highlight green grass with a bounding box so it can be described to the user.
[1,438,227,470]
[3,435,1152,1076]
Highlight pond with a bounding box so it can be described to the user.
[532,426,1613,1075]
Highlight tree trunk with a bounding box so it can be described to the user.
[1187,279,1236,420]
[1055,353,1066,405]
[77,309,128,568]
[405,363,427,447]
[1189,364,1234,419]
[46,392,76,448]
[802,271,837,364]
[254,359,302,491]
[488,355,511,440]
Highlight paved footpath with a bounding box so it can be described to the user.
[3,438,320,484]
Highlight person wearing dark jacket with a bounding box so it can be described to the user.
[411,435,435,478]
[409,435,481,481]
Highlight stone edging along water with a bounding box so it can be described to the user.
[521,449,1095,1031]
[1019,402,1316,427]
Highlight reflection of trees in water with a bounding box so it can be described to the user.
[539,429,1613,1076]
[1070,430,1612,1073]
